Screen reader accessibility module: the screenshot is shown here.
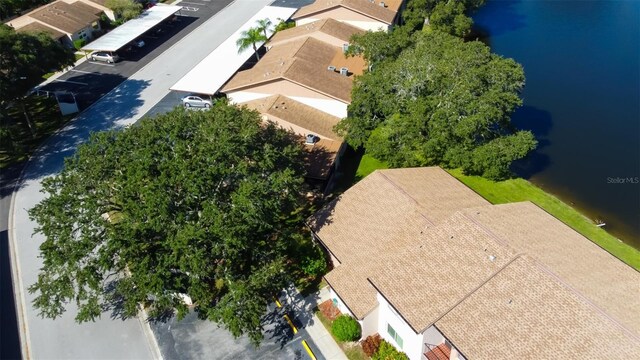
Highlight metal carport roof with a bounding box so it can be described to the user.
[169,5,297,95]
[82,5,182,52]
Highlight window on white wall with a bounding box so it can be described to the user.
[387,324,403,349]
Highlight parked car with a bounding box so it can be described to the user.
[90,51,120,63]
[181,95,212,108]
[132,39,145,48]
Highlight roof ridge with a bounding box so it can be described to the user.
[421,253,525,333]
[376,170,435,226]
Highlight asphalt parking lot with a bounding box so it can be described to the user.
[151,303,325,360]
[38,0,235,110]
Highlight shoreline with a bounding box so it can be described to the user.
[527,176,639,250]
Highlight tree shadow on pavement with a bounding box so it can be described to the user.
[14,78,151,189]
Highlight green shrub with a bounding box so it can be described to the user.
[73,39,86,50]
[274,19,295,32]
[372,340,409,360]
[361,334,382,357]
[331,314,361,342]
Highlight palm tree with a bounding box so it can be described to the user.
[236,27,268,61]
[255,18,273,38]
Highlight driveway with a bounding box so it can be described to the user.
[7,0,287,358]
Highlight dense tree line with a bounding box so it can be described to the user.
[0,0,50,20]
[28,104,315,344]
[342,0,536,180]
[1,24,74,143]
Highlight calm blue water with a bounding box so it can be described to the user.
[473,0,640,248]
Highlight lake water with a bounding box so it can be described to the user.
[473,0,640,249]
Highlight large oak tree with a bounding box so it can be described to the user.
[340,31,536,179]
[29,104,307,344]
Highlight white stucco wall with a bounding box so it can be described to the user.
[288,96,347,118]
[296,17,388,32]
[376,293,424,360]
[226,91,270,104]
[226,90,347,119]
[359,305,379,338]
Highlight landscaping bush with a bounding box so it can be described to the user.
[73,39,86,50]
[361,334,382,357]
[372,340,409,360]
[331,314,361,342]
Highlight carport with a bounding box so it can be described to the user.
[82,5,183,52]
[169,5,297,96]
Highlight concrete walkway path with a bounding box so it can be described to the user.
[284,285,348,360]
[8,0,277,358]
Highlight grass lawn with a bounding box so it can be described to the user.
[354,154,640,270]
[1,96,73,169]
[315,309,369,360]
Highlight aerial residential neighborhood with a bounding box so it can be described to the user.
[1,0,639,360]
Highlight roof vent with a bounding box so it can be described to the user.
[342,43,350,53]
[488,255,496,262]
[327,65,336,72]
[340,67,349,76]
[379,1,386,7]
[305,134,319,145]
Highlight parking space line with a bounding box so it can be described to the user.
[52,79,88,86]
[301,340,317,360]
[283,314,298,334]
[70,69,93,74]
[87,61,115,67]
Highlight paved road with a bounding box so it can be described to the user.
[6,0,311,358]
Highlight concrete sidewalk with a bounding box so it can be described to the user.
[284,285,348,360]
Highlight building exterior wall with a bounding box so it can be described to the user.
[226,79,348,118]
[295,7,390,31]
[288,95,347,118]
[359,304,379,338]
[376,293,424,360]
[270,31,350,48]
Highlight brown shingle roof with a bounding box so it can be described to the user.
[268,18,364,47]
[30,1,100,34]
[292,0,400,24]
[240,95,342,140]
[461,202,640,336]
[309,167,489,318]
[222,37,360,102]
[303,137,342,180]
[310,167,489,265]
[435,256,640,359]
[369,212,519,331]
[15,21,65,39]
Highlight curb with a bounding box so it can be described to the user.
[6,1,243,359]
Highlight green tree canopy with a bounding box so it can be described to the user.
[29,104,308,344]
[338,31,536,180]
[105,0,142,22]
[0,24,74,104]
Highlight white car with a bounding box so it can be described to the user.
[90,51,120,63]
[182,95,212,108]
